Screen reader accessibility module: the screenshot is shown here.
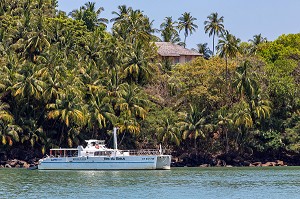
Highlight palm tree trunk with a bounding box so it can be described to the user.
[225,129,229,153]
[225,56,228,85]
[212,33,215,56]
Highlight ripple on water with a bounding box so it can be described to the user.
[1,167,300,199]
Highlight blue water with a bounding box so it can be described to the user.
[1,167,300,199]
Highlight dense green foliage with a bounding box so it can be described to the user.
[0,1,299,162]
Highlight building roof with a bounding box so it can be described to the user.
[155,42,202,57]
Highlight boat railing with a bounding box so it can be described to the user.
[49,148,78,158]
[47,148,171,157]
[120,149,168,156]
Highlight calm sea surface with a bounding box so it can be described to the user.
[1,167,300,199]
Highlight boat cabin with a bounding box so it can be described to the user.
[85,139,106,150]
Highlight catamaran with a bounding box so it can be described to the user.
[38,128,171,170]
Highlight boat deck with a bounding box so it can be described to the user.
[49,148,169,158]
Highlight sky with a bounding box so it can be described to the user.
[57,0,300,50]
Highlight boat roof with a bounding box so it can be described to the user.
[85,140,105,144]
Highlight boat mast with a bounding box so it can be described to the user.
[159,144,162,155]
[113,127,118,150]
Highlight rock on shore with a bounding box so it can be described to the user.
[0,159,38,169]
[171,153,288,167]
[0,148,41,169]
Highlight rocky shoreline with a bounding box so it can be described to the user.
[0,149,40,169]
[0,158,288,169]
[170,152,291,167]
[171,159,287,167]
[0,149,295,169]
[0,159,38,169]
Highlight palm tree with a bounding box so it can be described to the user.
[160,17,180,43]
[0,101,13,124]
[122,41,157,84]
[69,6,84,21]
[232,101,253,151]
[113,9,155,45]
[0,52,20,93]
[113,84,147,136]
[233,61,271,125]
[178,12,198,48]
[0,123,22,146]
[84,2,108,29]
[0,101,21,146]
[251,96,271,122]
[87,90,116,137]
[216,107,233,153]
[204,12,225,56]
[69,2,108,31]
[24,17,50,62]
[216,30,240,84]
[110,5,132,23]
[128,9,153,41]
[157,118,181,147]
[233,61,258,100]
[233,101,254,128]
[178,104,212,148]
[249,34,267,54]
[19,118,47,149]
[41,68,62,103]
[47,95,85,127]
[103,36,123,89]
[116,83,150,120]
[12,64,45,101]
[193,43,212,59]
[46,89,86,145]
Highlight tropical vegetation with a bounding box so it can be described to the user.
[0,0,300,165]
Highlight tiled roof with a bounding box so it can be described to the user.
[155,42,202,57]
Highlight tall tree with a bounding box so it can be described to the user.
[113,9,154,42]
[233,61,258,100]
[69,2,108,31]
[114,83,150,136]
[233,61,271,125]
[110,5,132,23]
[160,17,180,43]
[46,89,86,146]
[193,43,212,59]
[204,12,225,56]
[178,104,212,149]
[178,12,198,48]
[86,88,116,137]
[157,118,181,147]
[0,101,21,146]
[249,33,267,54]
[216,31,240,84]
[122,41,157,84]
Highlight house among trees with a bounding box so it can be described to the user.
[155,42,202,65]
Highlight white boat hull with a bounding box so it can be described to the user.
[38,155,171,170]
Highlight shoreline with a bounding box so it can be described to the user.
[0,158,289,169]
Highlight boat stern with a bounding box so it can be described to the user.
[37,158,45,170]
[156,155,171,170]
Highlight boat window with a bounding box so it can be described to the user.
[94,151,111,156]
